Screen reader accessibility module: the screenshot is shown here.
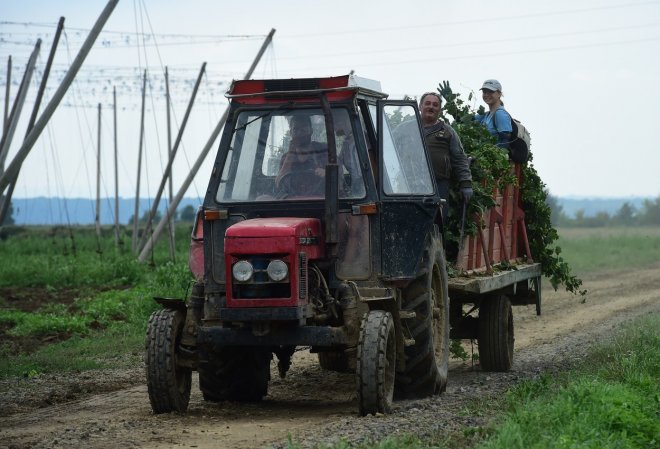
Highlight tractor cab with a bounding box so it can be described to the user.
[148,75,451,417]
[196,75,443,295]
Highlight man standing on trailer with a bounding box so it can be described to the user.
[418,91,473,213]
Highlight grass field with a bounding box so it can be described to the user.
[0,223,194,376]
[1,225,658,377]
[556,226,660,275]
[476,314,660,449]
[1,225,658,448]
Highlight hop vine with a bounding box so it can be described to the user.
[437,81,585,296]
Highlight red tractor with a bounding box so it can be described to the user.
[145,74,540,416]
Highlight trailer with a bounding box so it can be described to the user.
[448,163,542,371]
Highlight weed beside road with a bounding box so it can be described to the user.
[476,313,659,449]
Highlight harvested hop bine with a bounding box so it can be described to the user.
[436,81,584,297]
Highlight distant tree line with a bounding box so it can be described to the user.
[547,194,660,227]
[127,204,197,226]
[0,199,198,228]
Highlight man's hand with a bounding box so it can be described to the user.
[461,187,473,203]
[439,81,453,99]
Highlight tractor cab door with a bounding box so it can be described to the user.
[376,100,440,280]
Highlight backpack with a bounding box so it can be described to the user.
[493,110,531,164]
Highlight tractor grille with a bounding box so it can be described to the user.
[298,252,308,300]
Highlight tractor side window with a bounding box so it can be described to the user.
[381,105,433,195]
[216,113,262,202]
[333,109,366,199]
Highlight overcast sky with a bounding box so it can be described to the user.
[2,0,660,202]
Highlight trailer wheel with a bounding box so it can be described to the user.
[395,236,450,398]
[478,294,514,371]
[145,309,191,414]
[357,310,396,416]
[198,346,271,402]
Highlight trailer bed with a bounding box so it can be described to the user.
[448,262,541,294]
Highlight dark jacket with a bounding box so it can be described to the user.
[423,121,472,188]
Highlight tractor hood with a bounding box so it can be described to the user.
[226,217,323,240]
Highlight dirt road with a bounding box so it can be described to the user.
[1,265,658,449]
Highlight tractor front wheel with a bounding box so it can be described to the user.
[356,310,396,416]
[145,309,192,413]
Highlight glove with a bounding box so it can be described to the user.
[461,187,473,203]
[439,80,453,99]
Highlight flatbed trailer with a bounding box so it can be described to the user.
[447,163,542,371]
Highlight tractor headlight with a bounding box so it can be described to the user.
[266,259,288,281]
[232,260,254,282]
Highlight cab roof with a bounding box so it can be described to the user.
[226,74,388,104]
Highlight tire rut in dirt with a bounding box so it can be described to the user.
[395,237,449,398]
[357,310,396,415]
[198,346,272,402]
[145,309,192,413]
[478,294,514,371]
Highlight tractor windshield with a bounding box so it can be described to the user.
[216,108,366,202]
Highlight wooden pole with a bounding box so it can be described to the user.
[0,0,120,193]
[0,42,40,226]
[0,40,41,172]
[0,18,64,226]
[138,29,276,262]
[95,103,102,240]
[165,66,176,261]
[113,86,121,247]
[3,56,10,138]
[132,69,147,253]
[136,62,205,254]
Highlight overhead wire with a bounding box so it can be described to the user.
[7,0,656,205]
[279,0,660,38]
[3,1,656,41]
[265,22,660,63]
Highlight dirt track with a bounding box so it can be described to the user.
[1,265,659,449]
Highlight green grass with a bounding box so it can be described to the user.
[0,225,194,378]
[0,324,150,377]
[0,224,193,289]
[477,314,660,449]
[556,226,660,275]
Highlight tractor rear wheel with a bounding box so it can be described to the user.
[478,294,514,371]
[395,235,450,398]
[145,309,191,413]
[198,346,271,402]
[356,310,396,416]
